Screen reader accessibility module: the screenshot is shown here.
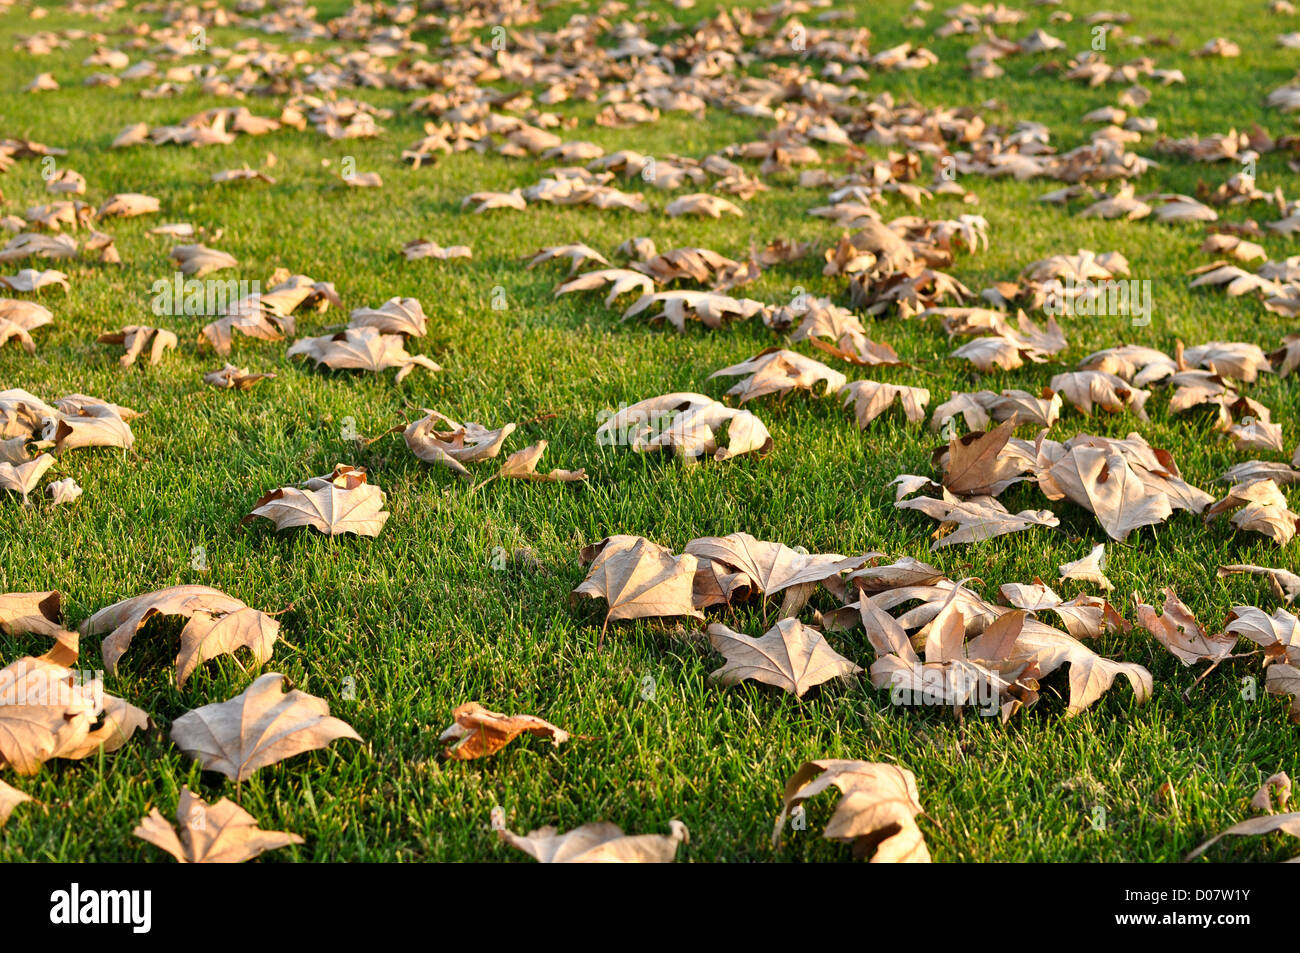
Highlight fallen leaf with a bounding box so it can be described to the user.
[170,672,361,781]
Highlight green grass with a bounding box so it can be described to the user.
[1,0,1298,862]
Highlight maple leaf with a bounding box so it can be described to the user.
[170,673,361,781]
[204,364,275,390]
[438,702,569,760]
[572,536,702,633]
[0,656,148,774]
[1039,445,1173,541]
[1205,479,1299,545]
[97,325,178,367]
[898,486,1059,548]
[1218,564,1300,604]
[348,297,427,337]
[0,779,35,827]
[596,392,771,462]
[710,348,846,403]
[400,410,515,478]
[774,761,930,862]
[82,584,281,688]
[554,268,654,306]
[134,786,303,863]
[706,619,861,697]
[1136,588,1237,666]
[1059,544,1114,590]
[939,419,1031,496]
[246,464,390,537]
[288,326,439,382]
[841,380,930,429]
[499,820,688,862]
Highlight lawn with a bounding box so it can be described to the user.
[1,0,1298,862]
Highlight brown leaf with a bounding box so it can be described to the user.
[82,584,280,688]
[1135,588,1237,666]
[571,536,702,626]
[288,326,439,382]
[774,761,930,862]
[1041,446,1173,541]
[706,619,861,697]
[1251,773,1292,814]
[170,673,361,781]
[439,701,569,760]
[0,779,35,827]
[134,786,303,863]
[499,820,688,862]
[246,464,390,537]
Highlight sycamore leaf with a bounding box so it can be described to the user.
[709,348,846,403]
[170,673,361,781]
[0,779,35,827]
[1060,544,1114,590]
[897,488,1059,548]
[488,441,586,485]
[348,297,427,337]
[204,364,275,390]
[499,820,688,862]
[1135,588,1237,666]
[401,410,516,478]
[0,452,55,502]
[438,701,569,760]
[1218,564,1300,604]
[664,193,743,218]
[1205,479,1300,545]
[940,419,1030,496]
[571,537,702,626]
[840,380,929,429]
[1048,371,1150,421]
[169,244,237,277]
[1041,446,1173,541]
[82,584,281,688]
[288,326,439,382]
[403,239,472,261]
[134,786,303,863]
[47,477,82,505]
[1225,606,1299,658]
[683,533,863,601]
[0,656,148,774]
[1251,773,1292,814]
[554,268,654,306]
[1186,810,1300,861]
[97,325,177,367]
[595,392,771,463]
[706,619,861,697]
[246,464,390,537]
[774,761,930,862]
[96,193,159,219]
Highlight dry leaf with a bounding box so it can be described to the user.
[706,619,861,697]
[499,820,688,862]
[0,779,35,827]
[82,584,281,688]
[1059,544,1114,590]
[438,701,569,760]
[134,786,303,863]
[774,761,930,862]
[401,410,515,478]
[288,326,439,382]
[97,326,177,367]
[170,672,361,781]
[571,536,702,628]
[246,464,390,537]
[1136,588,1237,666]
